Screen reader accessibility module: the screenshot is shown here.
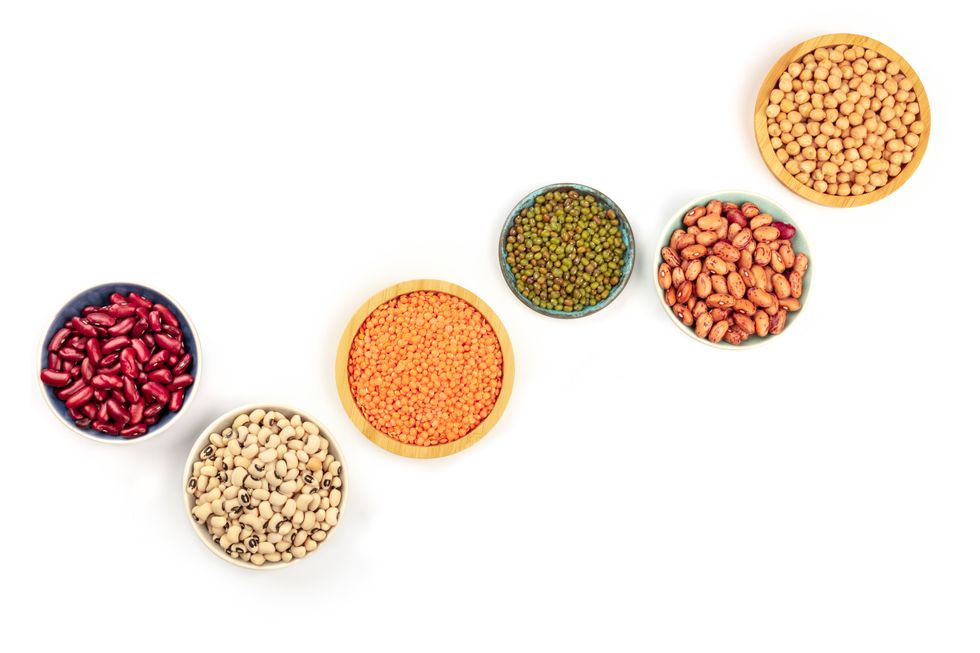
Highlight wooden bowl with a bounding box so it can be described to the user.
[182,403,348,570]
[336,279,514,459]
[499,183,635,318]
[754,33,930,208]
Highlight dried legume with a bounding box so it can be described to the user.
[348,290,503,446]
[764,42,924,198]
[41,291,195,437]
[187,409,343,566]
[504,188,627,312]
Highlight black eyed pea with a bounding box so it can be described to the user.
[291,510,304,527]
[265,552,282,563]
[310,529,327,543]
[290,546,306,559]
[280,425,296,440]
[301,511,317,531]
[249,409,266,424]
[276,539,292,553]
[281,552,293,563]
[329,489,341,507]
[278,521,292,536]
[267,532,282,544]
[258,448,277,464]
[269,491,287,508]
[309,494,322,511]
[325,507,339,526]
[302,421,319,437]
[279,480,297,495]
[257,541,275,555]
[250,554,266,566]
[282,498,297,518]
[290,414,302,428]
[304,539,317,553]
[232,414,249,430]
[287,439,303,451]
[284,451,298,469]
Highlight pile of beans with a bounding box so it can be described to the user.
[40,291,194,437]
[348,290,503,446]
[764,43,924,197]
[187,409,343,567]
[659,199,810,345]
[504,189,627,312]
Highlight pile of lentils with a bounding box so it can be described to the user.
[187,409,343,567]
[504,189,627,312]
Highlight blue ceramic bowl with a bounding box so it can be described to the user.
[38,282,202,443]
[656,191,813,349]
[499,183,635,318]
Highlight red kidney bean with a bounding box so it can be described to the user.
[172,353,192,375]
[107,316,136,336]
[92,374,124,390]
[168,388,185,412]
[147,368,173,384]
[131,338,150,363]
[131,317,149,337]
[65,385,94,409]
[85,312,116,327]
[128,292,153,309]
[155,333,181,354]
[129,400,145,425]
[98,362,122,376]
[153,303,179,328]
[59,347,85,362]
[120,347,139,378]
[75,418,92,429]
[81,358,94,382]
[168,374,194,390]
[102,335,130,353]
[94,420,120,435]
[71,316,98,337]
[40,369,72,387]
[85,337,102,365]
[121,424,147,438]
[146,349,169,371]
[44,289,193,439]
[725,209,748,227]
[123,377,140,403]
[57,378,87,400]
[106,302,136,318]
[772,221,796,239]
[107,398,131,425]
[141,381,170,404]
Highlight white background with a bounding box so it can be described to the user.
[1,1,977,651]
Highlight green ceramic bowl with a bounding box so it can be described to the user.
[499,183,635,319]
[656,190,813,349]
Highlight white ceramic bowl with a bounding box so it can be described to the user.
[182,403,349,570]
[656,190,813,349]
[38,282,202,444]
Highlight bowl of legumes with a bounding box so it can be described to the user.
[38,282,201,443]
[500,183,635,318]
[656,191,813,349]
[183,404,348,569]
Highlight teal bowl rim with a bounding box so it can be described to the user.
[655,190,813,350]
[499,183,635,319]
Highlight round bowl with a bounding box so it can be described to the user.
[656,191,813,350]
[754,33,930,207]
[499,183,635,318]
[336,279,515,459]
[182,403,348,570]
[38,281,201,444]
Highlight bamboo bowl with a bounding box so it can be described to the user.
[335,279,515,459]
[754,33,930,208]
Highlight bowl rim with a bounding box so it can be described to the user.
[754,32,931,208]
[37,281,202,444]
[182,402,349,570]
[335,279,515,459]
[498,182,635,319]
[655,190,813,350]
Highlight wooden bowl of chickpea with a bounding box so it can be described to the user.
[754,33,930,208]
